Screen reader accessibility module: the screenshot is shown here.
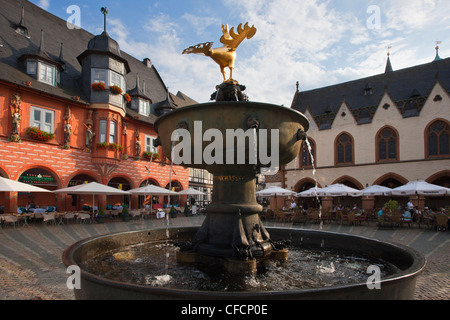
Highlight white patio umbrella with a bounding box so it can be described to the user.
[128,184,178,196]
[0,176,52,193]
[54,182,130,213]
[177,188,206,196]
[256,186,297,197]
[257,186,297,209]
[391,180,450,197]
[362,185,393,197]
[297,186,324,198]
[129,184,178,212]
[321,184,363,197]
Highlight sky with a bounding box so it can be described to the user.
[30,0,450,106]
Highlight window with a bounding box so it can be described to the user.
[110,71,122,88]
[92,69,107,84]
[99,120,107,143]
[336,133,353,165]
[38,62,56,85]
[30,106,54,133]
[139,99,150,116]
[109,121,116,143]
[427,120,450,158]
[27,61,37,75]
[377,127,398,162]
[145,135,157,153]
[91,68,125,90]
[300,139,315,168]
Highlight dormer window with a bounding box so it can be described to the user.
[364,83,373,96]
[139,99,150,116]
[27,61,37,75]
[25,59,59,86]
[39,62,56,85]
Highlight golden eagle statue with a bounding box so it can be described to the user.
[182,23,257,83]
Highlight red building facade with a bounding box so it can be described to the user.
[0,1,194,213]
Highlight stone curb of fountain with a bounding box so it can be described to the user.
[0,216,447,300]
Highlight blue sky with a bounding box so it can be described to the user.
[30,0,450,106]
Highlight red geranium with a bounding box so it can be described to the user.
[91,82,107,91]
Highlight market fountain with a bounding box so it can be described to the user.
[62,23,425,300]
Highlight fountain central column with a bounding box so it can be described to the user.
[195,166,273,259]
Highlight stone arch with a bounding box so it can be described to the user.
[332,175,364,190]
[293,178,321,193]
[373,172,408,188]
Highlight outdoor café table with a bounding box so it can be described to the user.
[56,212,66,225]
[30,208,46,214]
[17,213,31,227]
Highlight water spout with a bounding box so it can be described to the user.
[305,138,323,226]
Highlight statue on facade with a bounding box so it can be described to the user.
[84,123,95,153]
[10,93,22,142]
[63,107,72,149]
[135,130,141,159]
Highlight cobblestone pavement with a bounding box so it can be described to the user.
[0,215,448,300]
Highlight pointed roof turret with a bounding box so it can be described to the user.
[155,90,177,116]
[76,7,130,73]
[19,29,64,70]
[385,52,393,73]
[15,6,30,38]
[128,74,151,100]
[434,42,443,62]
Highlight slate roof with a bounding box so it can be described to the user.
[291,56,450,129]
[0,0,196,124]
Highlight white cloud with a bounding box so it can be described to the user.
[39,0,50,10]
[383,0,445,31]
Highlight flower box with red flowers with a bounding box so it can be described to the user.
[96,142,108,149]
[143,151,160,161]
[109,85,123,95]
[91,82,107,91]
[26,127,55,142]
[123,93,131,103]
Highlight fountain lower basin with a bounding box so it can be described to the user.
[62,227,426,300]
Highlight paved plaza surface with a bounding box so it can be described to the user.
[0,215,448,300]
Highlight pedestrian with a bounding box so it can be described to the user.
[407,200,414,214]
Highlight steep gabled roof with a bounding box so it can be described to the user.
[0,0,196,122]
[292,57,450,128]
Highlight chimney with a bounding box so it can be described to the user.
[143,58,152,68]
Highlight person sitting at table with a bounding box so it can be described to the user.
[290,201,297,210]
[377,207,387,222]
[421,208,434,222]
[402,209,412,222]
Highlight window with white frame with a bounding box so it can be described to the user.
[25,60,59,86]
[91,68,125,90]
[38,62,56,85]
[139,99,150,116]
[30,106,54,133]
[145,135,157,153]
[92,69,107,84]
[109,121,116,143]
[110,71,122,88]
[99,120,107,143]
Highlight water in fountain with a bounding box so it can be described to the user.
[165,130,181,237]
[305,138,323,225]
[81,239,400,291]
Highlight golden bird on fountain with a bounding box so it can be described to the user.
[182,23,257,83]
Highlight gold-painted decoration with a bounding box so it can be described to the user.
[182,23,257,83]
